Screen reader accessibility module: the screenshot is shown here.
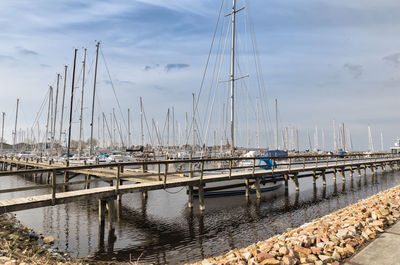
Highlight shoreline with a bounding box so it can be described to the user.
[190,184,400,265]
[0,213,75,265]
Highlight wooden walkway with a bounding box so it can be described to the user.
[0,153,399,213]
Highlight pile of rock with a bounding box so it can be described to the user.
[191,185,400,265]
[0,213,75,265]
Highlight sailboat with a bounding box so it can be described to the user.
[191,0,284,197]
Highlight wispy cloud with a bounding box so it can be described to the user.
[0,55,14,61]
[343,64,363,78]
[165,63,189,72]
[383,52,400,67]
[15,46,38,56]
[144,64,160,71]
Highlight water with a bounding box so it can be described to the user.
[0,169,399,264]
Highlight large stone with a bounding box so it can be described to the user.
[379,207,390,216]
[259,258,280,265]
[257,252,274,262]
[293,244,311,256]
[43,236,55,244]
[318,255,333,263]
[279,246,288,255]
[332,250,341,261]
[345,244,355,255]
[281,256,295,265]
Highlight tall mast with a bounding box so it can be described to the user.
[127,108,131,147]
[1,112,5,152]
[275,99,278,149]
[256,97,260,149]
[13,98,19,151]
[45,87,52,150]
[90,42,100,156]
[102,113,105,148]
[59,65,67,152]
[167,108,170,148]
[172,106,175,147]
[52,73,60,150]
[140,97,144,147]
[230,0,236,154]
[78,48,87,157]
[67,48,78,166]
[342,123,346,151]
[368,125,374,151]
[381,132,384,151]
[192,93,196,153]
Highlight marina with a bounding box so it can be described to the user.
[1,0,400,264]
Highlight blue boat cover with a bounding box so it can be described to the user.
[259,150,288,170]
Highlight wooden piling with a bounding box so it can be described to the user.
[98,199,106,248]
[322,170,326,186]
[85,174,90,189]
[255,176,261,199]
[245,178,250,197]
[51,170,56,205]
[198,183,205,211]
[294,173,299,191]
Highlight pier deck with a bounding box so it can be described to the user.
[0,153,399,213]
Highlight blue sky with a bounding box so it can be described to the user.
[1,0,400,150]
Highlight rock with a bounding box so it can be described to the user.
[257,252,274,262]
[43,236,55,244]
[371,211,378,220]
[259,258,280,265]
[336,229,348,239]
[294,244,311,256]
[279,246,288,255]
[310,246,323,255]
[306,254,318,263]
[345,244,355,255]
[282,256,295,265]
[316,242,325,248]
[318,255,333,263]
[4,260,17,265]
[242,250,252,260]
[28,231,39,240]
[379,207,390,216]
[332,250,341,261]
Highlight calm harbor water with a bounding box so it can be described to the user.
[0,169,399,264]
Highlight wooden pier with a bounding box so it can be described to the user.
[0,153,399,245]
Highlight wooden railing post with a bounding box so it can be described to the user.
[200,160,204,180]
[315,156,318,168]
[157,163,161,181]
[164,162,168,188]
[116,165,121,195]
[288,157,291,171]
[252,158,256,175]
[303,157,305,169]
[51,170,56,205]
[229,159,232,178]
[272,159,275,174]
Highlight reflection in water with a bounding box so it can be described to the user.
[1,170,400,263]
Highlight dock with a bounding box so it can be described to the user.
[0,152,399,245]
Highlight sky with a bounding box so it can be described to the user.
[1,0,400,151]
